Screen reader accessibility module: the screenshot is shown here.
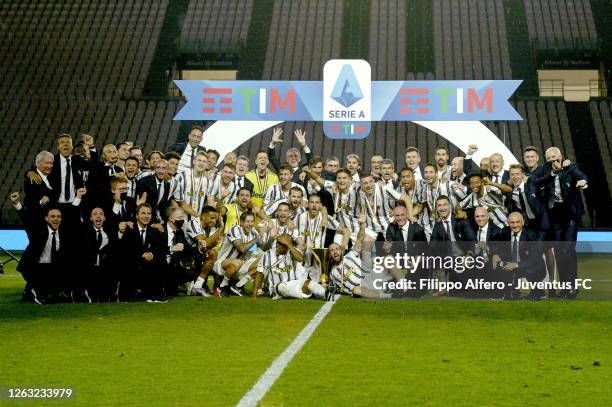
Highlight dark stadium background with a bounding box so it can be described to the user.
[1,0,611,230]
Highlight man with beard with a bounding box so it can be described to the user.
[220,187,264,233]
[329,212,385,298]
[185,206,224,297]
[214,211,266,297]
[245,150,280,209]
[209,162,237,206]
[434,146,452,180]
[136,159,173,224]
[264,164,307,213]
[417,163,465,239]
[294,194,346,282]
[254,234,331,300]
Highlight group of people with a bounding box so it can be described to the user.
[12,125,588,304]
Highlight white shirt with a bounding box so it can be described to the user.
[138,225,147,244]
[39,226,59,263]
[93,226,109,266]
[37,169,52,190]
[441,216,455,241]
[513,181,536,219]
[477,222,489,242]
[178,144,197,173]
[58,155,75,203]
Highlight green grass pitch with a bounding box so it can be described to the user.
[1,255,611,406]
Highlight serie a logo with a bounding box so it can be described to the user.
[323,60,372,139]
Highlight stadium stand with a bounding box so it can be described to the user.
[524,0,598,49]
[180,0,253,51]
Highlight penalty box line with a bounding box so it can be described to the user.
[236,297,339,407]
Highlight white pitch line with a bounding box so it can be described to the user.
[236,297,338,407]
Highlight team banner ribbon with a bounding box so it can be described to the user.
[174,60,522,139]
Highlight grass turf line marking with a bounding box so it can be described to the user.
[236,297,338,407]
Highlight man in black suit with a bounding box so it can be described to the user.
[16,205,73,304]
[471,207,504,298]
[231,155,254,201]
[166,125,207,173]
[136,159,173,224]
[162,208,197,296]
[23,151,55,222]
[541,147,588,298]
[268,127,313,183]
[78,207,119,302]
[430,195,476,296]
[49,134,87,204]
[404,146,425,181]
[505,164,549,239]
[493,212,546,300]
[463,145,509,184]
[383,203,427,297]
[119,203,165,302]
[430,195,476,242]
[106,175,137,230]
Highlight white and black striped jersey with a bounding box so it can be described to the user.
[294,211,340,248]
[417,179,466,229]
[184,217,218,247]
[264,182,306,207]
[208,173,237,205]
[261,219,301,249]
[216,224,259,263]
[332,187,360,238]
[258,250,307,297]
[264,200,308,220]
[136,169,154,181]
[359,184,395,233]
[460,186,507,228]
[330,249,367,295]
[173,169,211,216]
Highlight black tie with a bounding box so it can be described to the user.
[190,148,195,169]
[140,229,145,245]
[65,157,72,201]
[97,229,103,249]
[51,231,57,262]
[238,177,243,188]
[512,233,519,263]
[444,221,451,239]
[478,229,482,241]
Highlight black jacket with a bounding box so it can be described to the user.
[385,221,427,254]
[136,175,172,223]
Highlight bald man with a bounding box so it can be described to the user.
[539,147,587,299]
[492,212,545,300]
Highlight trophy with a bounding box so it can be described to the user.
[312,248,330,286]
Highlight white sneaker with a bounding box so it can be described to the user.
[190,287,211,297]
